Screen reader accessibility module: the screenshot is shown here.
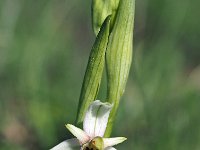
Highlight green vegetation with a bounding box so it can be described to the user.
[0,0,199,149]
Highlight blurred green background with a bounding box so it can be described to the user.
[0,0,200,149]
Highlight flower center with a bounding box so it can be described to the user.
[82,136,104,150]
[84,147,98,150]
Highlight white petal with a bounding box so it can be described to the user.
[103,137,127,148]
[83,100,112,137]
[50,138,80,150]
[105,147,117,150]
[66,124,90,144]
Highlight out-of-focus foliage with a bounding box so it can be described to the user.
[0,0,199,150]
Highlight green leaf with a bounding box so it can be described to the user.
[105,0,135,137]
[92,0,120,35]
[76,16,111,125]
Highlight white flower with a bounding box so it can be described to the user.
[51,100,127,150]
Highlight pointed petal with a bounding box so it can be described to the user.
[50,138,80,150]
[103,137,127,148]
[105,147,117,150]
[66,124,90,144]
[83,100,112,137]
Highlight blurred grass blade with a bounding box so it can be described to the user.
[76,16,111,125]
[92,0,119,35]
[105,0,135,137]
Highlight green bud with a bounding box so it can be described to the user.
[92,0,120,35]
[76,16,111,125]
[105,0,135,137]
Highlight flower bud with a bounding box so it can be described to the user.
[105,0,135,136]
[92,0,120,35]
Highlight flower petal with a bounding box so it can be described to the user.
[66,124,90,144]
[105,147,117,150]
[83,100,112,137]
[50,138,80,150]
[103,137,127,148]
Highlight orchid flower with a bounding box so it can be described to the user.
[51,100,126,150]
